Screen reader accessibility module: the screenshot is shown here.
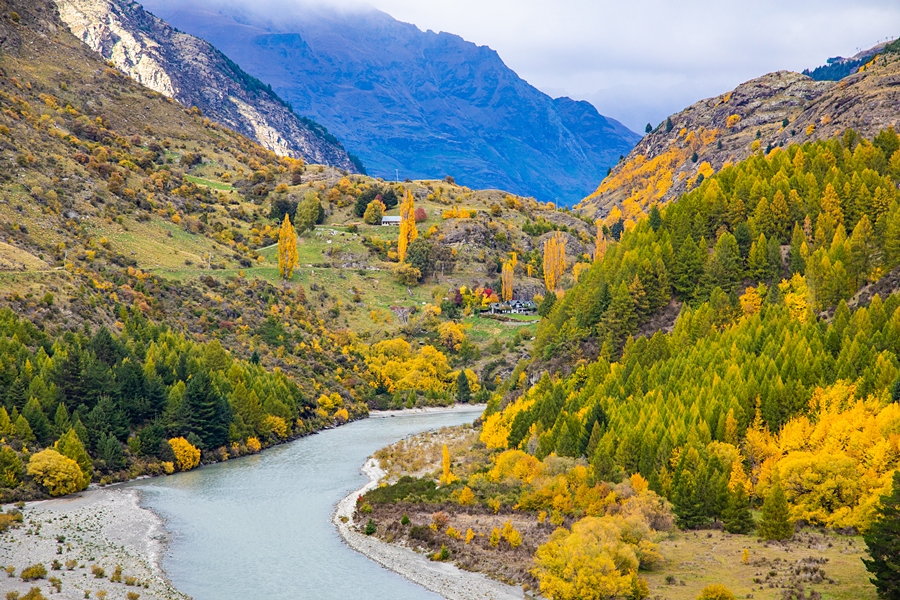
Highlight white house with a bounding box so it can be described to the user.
[381,216,401,226]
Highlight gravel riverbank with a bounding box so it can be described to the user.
[0,487,189,600]
[333,458,523,600]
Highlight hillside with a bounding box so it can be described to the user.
[135,0,640,204]
[579,41,900,223]
[54,0,360,172]
[352,126,900,600]
[0,0,586,503]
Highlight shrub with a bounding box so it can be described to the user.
[697,584,735,600]
[127,593,140,600]
[91,565,105,578]
[364,519,376,535]
[431,544,450,561]
[359,503,373,515]
[168,437,200,471]
[400,514,410,526]
[110,566,122,583]
[20,563,47,581]
[65,560,77,571]
[26,450,82,496]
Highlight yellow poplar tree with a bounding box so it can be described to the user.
[543,231,567,292]
[277,214,298,280]
[501,261,514,301]
[398,190,418,263]
[440,443,457,485]
[594,221,608,261]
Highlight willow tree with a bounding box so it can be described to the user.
[398,190,418,263]
[543,231,567,292]
[501,261,514,301]
[277,213,298,280]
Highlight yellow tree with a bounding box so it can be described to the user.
[594,221,608,261]
[501,261,514,301]
[398,190,418,263]
[543,231,567,292]
[440,444,458,485]
[277,213,298,280]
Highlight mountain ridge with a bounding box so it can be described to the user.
[55,0,360,171]
[136,0,640,204]
[579,42,900,223]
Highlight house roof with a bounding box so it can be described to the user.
[381,216,401,222]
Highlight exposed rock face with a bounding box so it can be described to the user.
[54,0,358,171]
[579,51,900,220]
[134,1,641,204]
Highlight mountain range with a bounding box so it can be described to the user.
[55,0,359,171]
[134,0,641,204]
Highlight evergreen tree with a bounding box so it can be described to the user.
[863,470,900,598]
[56,428,92,486]
[99,432,125,471]
[175,371,230,449]
[6,376,27,411]
[758,480,794,541]
[22,398,52,446]
[673,470,707,529]
[538,291,557,317]
[723,484,755,534]
[648,205,662,231]
[456,370,471,404]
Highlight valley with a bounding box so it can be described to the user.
[0,0,899,599]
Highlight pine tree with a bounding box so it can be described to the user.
[277,213,298,281]
[99,432,125,471]
[56,427,92,487]
[758,480,794,541]
[863,470,900,598]
[673,470,707,529]
[456,370,471,404]
[723,484,755,534]
[175,371,230,449]
[22,398,51,446]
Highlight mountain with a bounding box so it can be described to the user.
[578,40,900,222]
[54,0,360,171]
[134,0,640,204]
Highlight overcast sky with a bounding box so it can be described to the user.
[206,0,900,132]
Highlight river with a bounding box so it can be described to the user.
[129,407,485,600]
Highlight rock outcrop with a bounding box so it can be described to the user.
[55,0,358,171]
[579,46,900,221]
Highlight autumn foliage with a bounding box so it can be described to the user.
[542,232,566,293]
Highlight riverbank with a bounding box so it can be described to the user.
[0,487,189,600]
[333,457,523,600]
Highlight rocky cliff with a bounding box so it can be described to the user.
[136,1,640,204]
[54,0,358,171]
[579,44,900,222]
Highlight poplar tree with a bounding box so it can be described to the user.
[398,190,418,263]
[542,232,567,292]
[277,213,298,281]
[501,261,514,301]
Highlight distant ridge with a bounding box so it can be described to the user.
[137,0,640,204]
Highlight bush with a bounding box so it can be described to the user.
[26,450,82,496]
[20,563,47,581]
[364,519,376,535]
[168,437,200,471]
[91,565,105,578]
[697,584,735,600]
[400,514,410,526]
